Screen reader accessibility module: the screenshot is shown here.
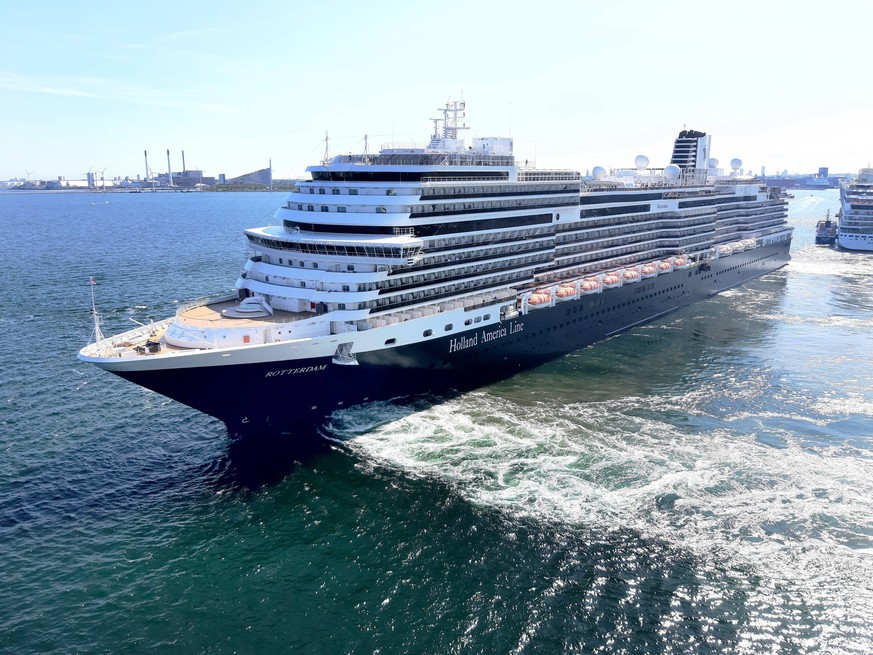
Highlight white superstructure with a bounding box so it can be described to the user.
[838,169,873,251]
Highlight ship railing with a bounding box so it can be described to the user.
[517,170,582,182]
[334,152,515,167]
[175,293,239,317]
[421,175,513,184]
[84,317,174,358]
[367,289,517,327]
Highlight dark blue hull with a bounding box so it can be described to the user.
[115,242,790,439]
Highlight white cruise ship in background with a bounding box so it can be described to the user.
[78,101,793,439]
[837,168,873,251]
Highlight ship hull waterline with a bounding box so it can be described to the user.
[94,243,790,440]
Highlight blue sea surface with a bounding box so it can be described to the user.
[1,189,871,654]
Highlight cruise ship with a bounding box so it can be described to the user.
[837,169,873,251]
[78,102,793,438]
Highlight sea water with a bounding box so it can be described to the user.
[0,189,871,654]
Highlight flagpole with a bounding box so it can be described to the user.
[89,277,105,344]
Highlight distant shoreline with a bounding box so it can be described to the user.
[0,185,295,195]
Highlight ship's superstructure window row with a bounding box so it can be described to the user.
[231,124,791,336]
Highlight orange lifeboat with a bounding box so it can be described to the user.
[641,264,657,277]
[658,261,672,271]
[580,278,600,293]
[556,286,575,300]
[528,291,551,307]
[673,257,688,268]
[602,273,621,288]
[623,269,640,282]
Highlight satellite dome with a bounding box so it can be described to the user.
[708,158,719,169]
[664,164,681,180]
[730,158,742,171]
[634,155,649,170]
[592,166,607,180]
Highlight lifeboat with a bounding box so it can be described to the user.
[580,278,600,294]
[673,257,688,268]
[556,285,576,300]
[658,261,673,272]
[622,269,640,282]
[602,273,621,288]
[527,291,551,308]
[641,264,658,278]
[718,245,733,257]
[730,241,745,252]
[744,238,757,249]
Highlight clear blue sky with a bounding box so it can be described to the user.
[2,0,870,181]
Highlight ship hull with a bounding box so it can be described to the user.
[101,241,790,439]
[837,234,873,251]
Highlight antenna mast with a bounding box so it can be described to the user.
[322,132,330,165]
[441,100,468,139]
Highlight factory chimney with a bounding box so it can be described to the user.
[167,149,174,186]
[182,150,186,174]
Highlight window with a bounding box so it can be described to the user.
[342,285,350,292]
[309,188,314,194]
[332,188,340,195]
[385,338,396,345]
[312,262,318,269]
[347,264,355,272]
[423,329,433,337]
[319,188,325,194]
[445,323,453,331]
[297,204,303,210]
[337,207,347,213]
[474,316,482,323]
[386,189,396,196]
[321,206,328,212]
[307,204,314,211]
[464,319,473,326]
[349,189,358,195]
[484,314,491,320]
[376,207,387,214]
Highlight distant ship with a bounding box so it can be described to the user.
[837,169,873,251]
[78,102,793,439]
[815,210,837,245]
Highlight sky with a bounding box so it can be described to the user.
[1,0,871,182]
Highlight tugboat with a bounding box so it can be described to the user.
[815,210,837,245]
